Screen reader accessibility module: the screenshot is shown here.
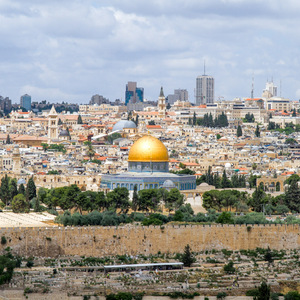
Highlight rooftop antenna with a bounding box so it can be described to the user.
[280,80,282,98]
[203,60,206,76]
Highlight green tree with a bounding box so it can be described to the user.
[137,189,161,212]
[132,185,139,211]
[26,177,36,201]
[74,193,88,214]
[12,194,29,213]
[135,114,139,126]
[221,170,232,188]
[77,114,83,124]
[6,134,11,144]
[148,120,155,125]
[237,125,243,137]
[223,261,235,274]
[58,118,63,125]
[193,112,197,126]
[284,291,300,300]
[84,141,95,160]
[285,138,297,145]
[0,175,10,206]
[41,143,49,152]
[255,124,260,137]
[216,212,234,224]
[18,183,25,195]
[34,196,41,212]
[264,247,274,264]
[284,179,300,212]
[106,133,122,144]
[0,251,17,285]
[106,187,130,214]
[248,186,267,212]
[164,188,184,213]
[254,281,271,300]
[9,178,18,202]
[181,244,196,267]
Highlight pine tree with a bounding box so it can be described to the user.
[77,114,83,124]
[58,118,63,125]
[236,125,243,137]
[181,244,195,267]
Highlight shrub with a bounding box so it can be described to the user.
[1,236,7,245]
[217,292,227,299]
[223,261,235,274]
[284,291,300,300]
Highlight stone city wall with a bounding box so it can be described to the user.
[0,224,299,257]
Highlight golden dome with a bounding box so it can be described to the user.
[128,135,169,162]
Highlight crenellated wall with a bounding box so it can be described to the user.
[0,224,299,258]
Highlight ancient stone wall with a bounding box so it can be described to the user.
[0,224,299,257]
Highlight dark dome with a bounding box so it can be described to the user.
[59,130,69,137]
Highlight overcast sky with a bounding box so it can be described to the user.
[1,0,300,104]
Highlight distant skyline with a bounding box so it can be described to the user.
[1,0,300,104]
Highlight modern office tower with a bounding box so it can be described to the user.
[20,94,31,111]
[0,97,12,114]
[195,73,214,105]
[89,94,109,105]
[125,81,144,105]
[167,89,189,105]
[264,81,278,98]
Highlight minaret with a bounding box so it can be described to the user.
[48,105,58,143]
[158,87,166,118]
[12,145,21,175]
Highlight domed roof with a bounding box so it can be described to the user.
[59,129,69,137]
[162,180,175,189]
[112,120,136,132]
[128,135,169,162]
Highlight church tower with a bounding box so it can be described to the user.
[158,87,166,119]
[48,105,58,143]
[12,145,21,175]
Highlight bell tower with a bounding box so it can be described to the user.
[158,86,166,118]
[48,105,58,143]
[12,145,21,175]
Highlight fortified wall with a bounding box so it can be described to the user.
[0,224,299,258]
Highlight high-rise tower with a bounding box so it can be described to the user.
[195,64,214,105]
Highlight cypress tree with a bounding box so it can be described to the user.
[77,114,83,124]
[26,177,36,201]
[0,175,10,206]
[9,178,18,202]
[255,124,260,137]
[18,183,25,195]
[132,185,139,211]
[237,125,243,137]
